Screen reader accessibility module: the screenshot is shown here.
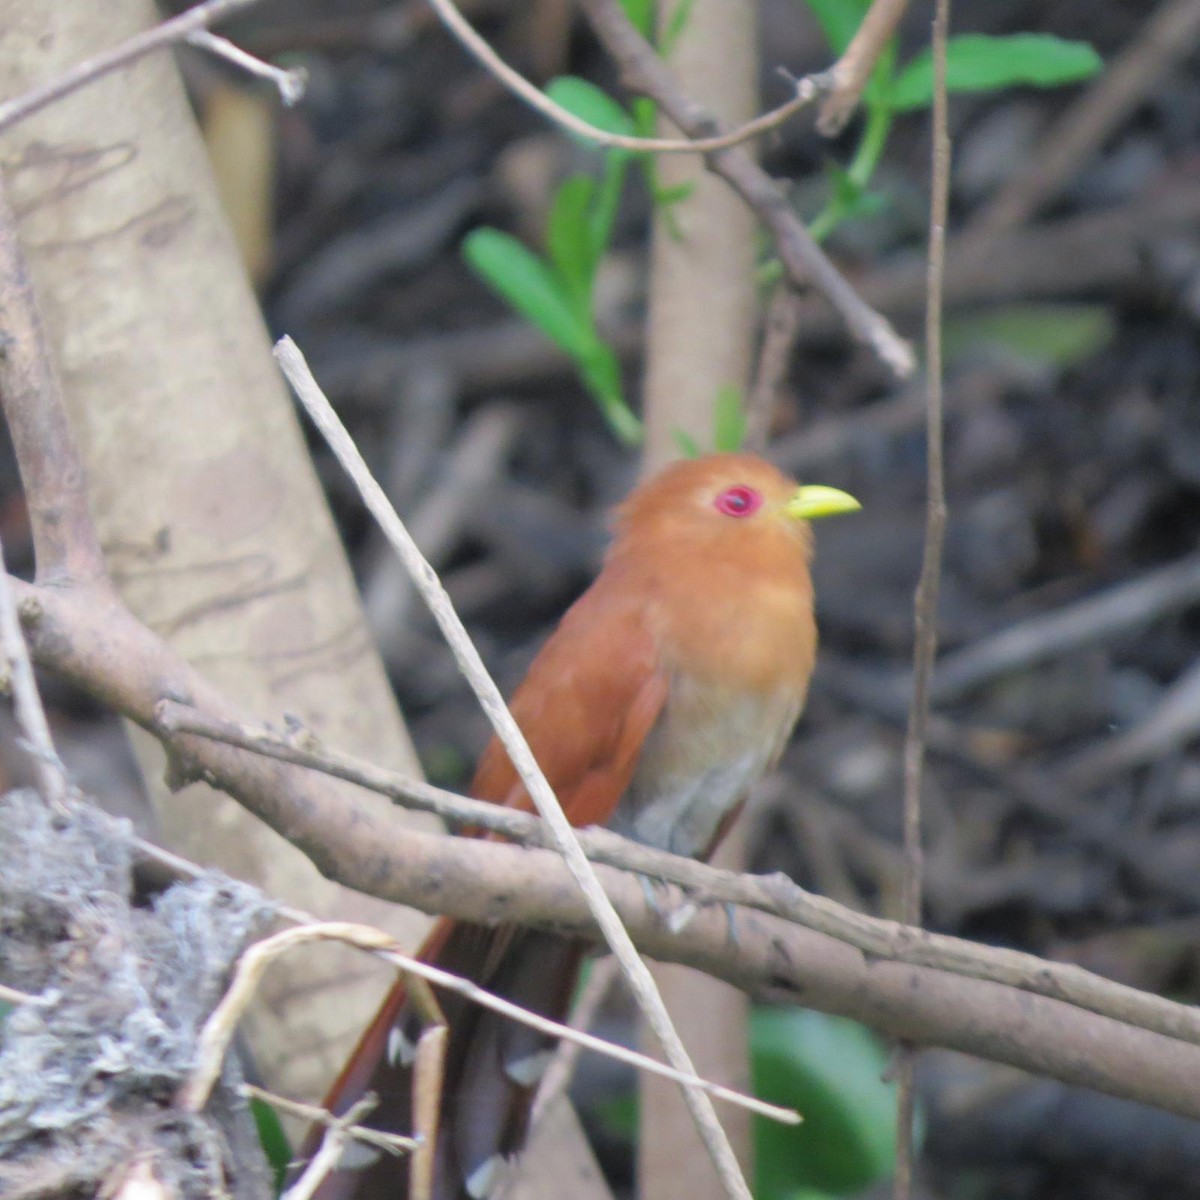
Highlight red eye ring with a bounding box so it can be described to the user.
[714,484,763,518]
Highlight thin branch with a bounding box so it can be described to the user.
[427,0,820,154]
[894,1,951,1195]
[275,335,756,1200]
[0,537,68,806]
[282,1097,379,1200]
[12,584,1200,1115]
[0,981,46,1007]
[0,0,268,134]
[240,1084,417,1158]
[576,0,915,379]
[152,698,1200,1052]
[0,178,105,583]
[816,0,912,135]
[185,31,308,106]
[178,919,797,1126]
[745,285,804,454]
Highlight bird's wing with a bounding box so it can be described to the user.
[470,574,668,828]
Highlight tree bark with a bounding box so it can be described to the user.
[0,0,436,1104]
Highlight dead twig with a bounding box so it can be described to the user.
[577,0,915,380]
[930,553,1200,703]
[894,2,951,1193]
[817,0,912,135]
[0,537,67,806]
[276,335,761,1200]
[0,0,268,134]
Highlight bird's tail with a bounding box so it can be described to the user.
[300,918,584,1200]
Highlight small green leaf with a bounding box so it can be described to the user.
[545,76,635,143]
[661,0,697,57]
[672,428,703,458]
[653,181,696,208]
[463,228,593,359]
[250,1096,292,1194]
[631,95,658,138]
[548,175,600,317]
[619,0,654,39]
[752,1008,907,1197]
[944,302,1114,371]
[579,343,643,445]
[890,34,1102,111]
[712,384,747,452]
[802,0,872,57]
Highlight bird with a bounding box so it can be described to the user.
[303,452,859,1200]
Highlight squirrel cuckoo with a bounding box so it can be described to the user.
[305,453,858,1200]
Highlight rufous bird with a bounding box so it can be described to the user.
[305,453,859,1200]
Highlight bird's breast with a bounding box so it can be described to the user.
[608,673,805,858]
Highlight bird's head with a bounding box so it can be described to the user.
[610,453,859,565]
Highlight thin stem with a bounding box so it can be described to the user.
[894,0,951,1195]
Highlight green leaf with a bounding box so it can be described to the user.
[547,175,600,317]
[672,428,703,458]
[619,0,654,39]
[463,228,593,359]
[250,1096,292,1194]
[891,34,1102,111]
[712,384,747,452]
[802,0,872,57]
[661,0,697,57]
[752,1008,907,1197]
[579,343,643,445]
[545,76,635,144]
[943,302,1114,371]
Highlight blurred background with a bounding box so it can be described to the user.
[3,0,1200,1196]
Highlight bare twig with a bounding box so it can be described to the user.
[0,178,105,583]
[283,1096,380,1200]
[0,537,68,806]
[409,1024,448,1200]
[178,920,797,1126]
[0,981,45,1007]
[930,553,1200,702]
[817,0,912,135]
[577,0,915,379]
[275,336,759,1200]
[426,0,820,154]
[0,0,268,134]
[745,285,804,454]
[240,1084,417,1158]
[185,30,308,105]
[894,2,951,1195]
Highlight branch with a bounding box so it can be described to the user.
[12,574,1200,1121]
[153,700,1200,1053]
[894,0,952,1192]
[274,335,752,1200]
[0,179,105,583]
[816,0,912,135]
[0,537,67,806]
[0,0,269,134]
[426,0,820,154]
[576,0,915,379]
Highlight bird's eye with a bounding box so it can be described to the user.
[714,485,762,518]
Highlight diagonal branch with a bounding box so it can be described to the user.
[576,0,915,379]
[275,336,754,1200]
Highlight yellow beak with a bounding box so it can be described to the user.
[784,484,861,521]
